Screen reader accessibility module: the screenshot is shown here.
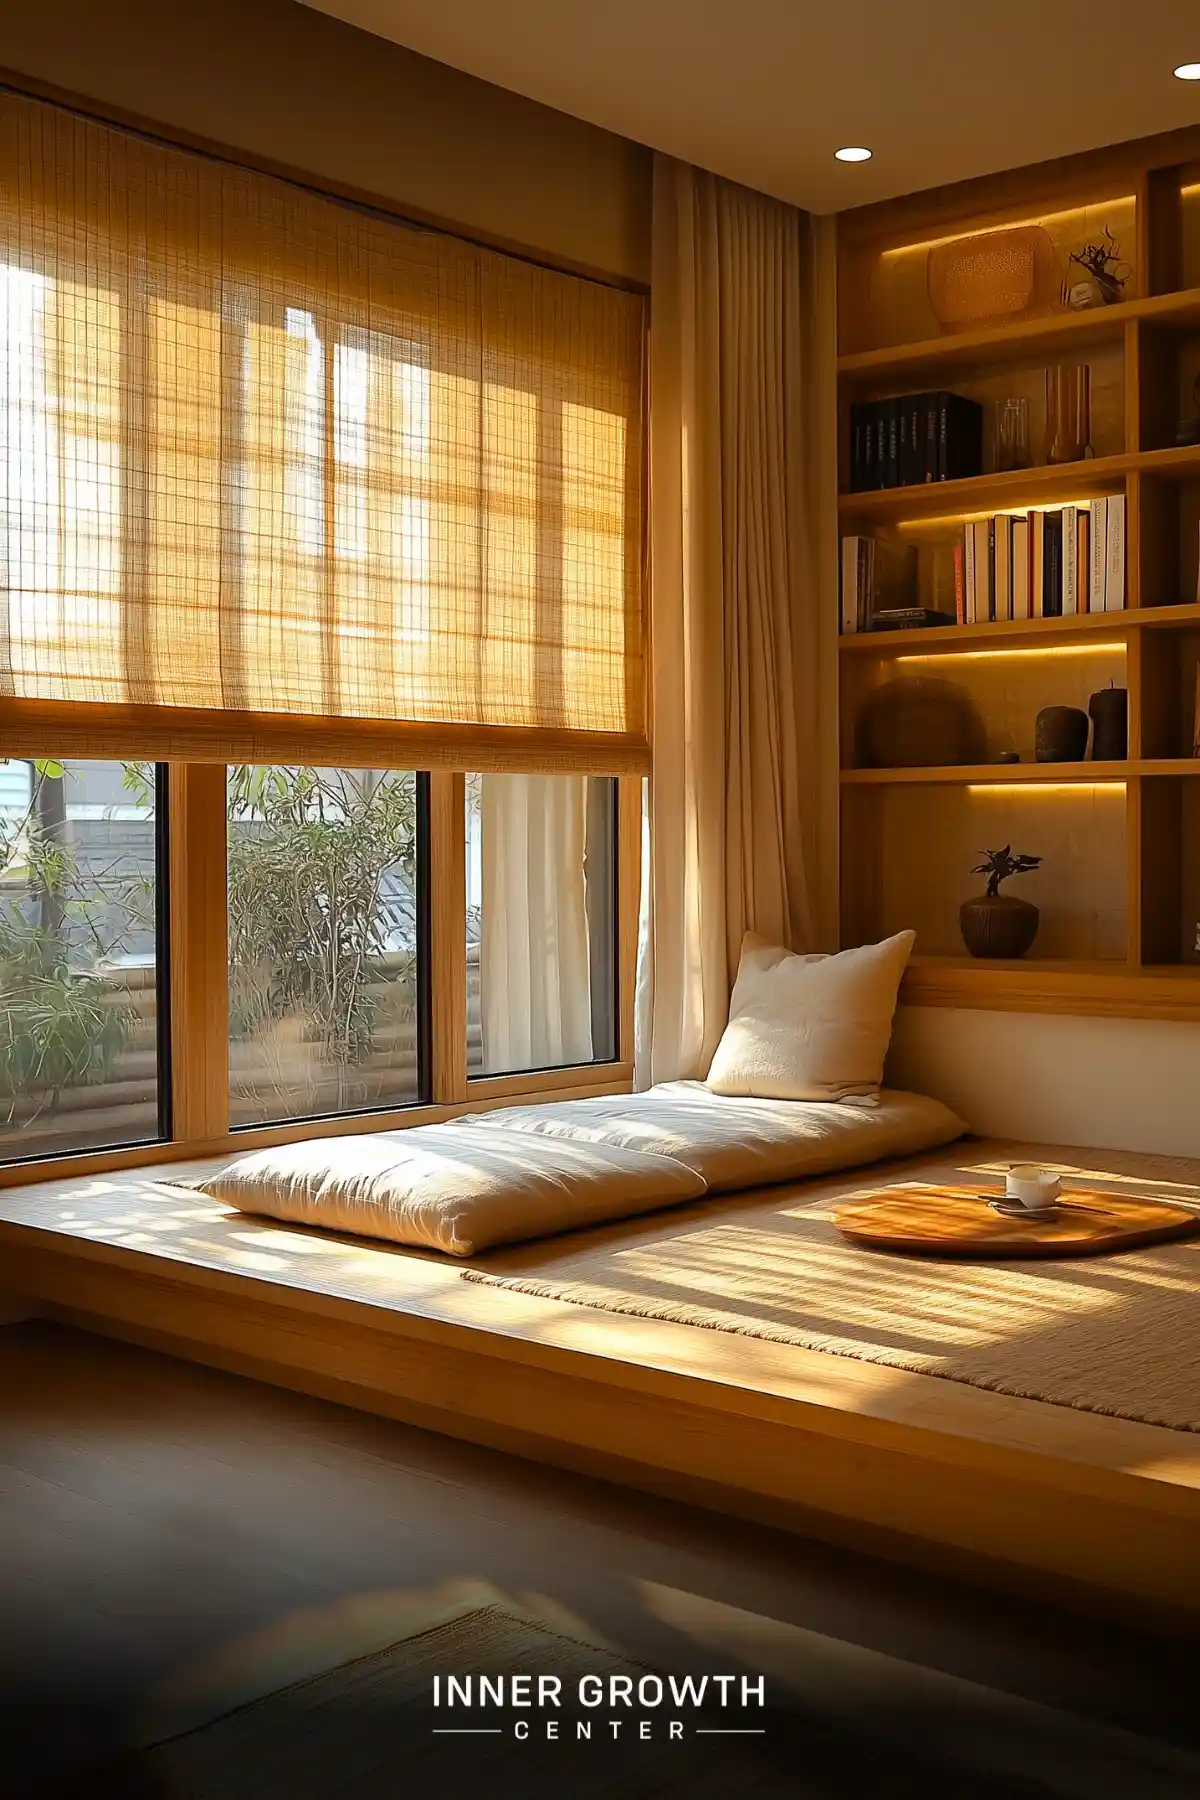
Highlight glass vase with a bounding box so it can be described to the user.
[994,397,1031,472]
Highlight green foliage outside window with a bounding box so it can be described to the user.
[0,760,152,1132]
[226,766,420,1119]
[0,759,422,1140]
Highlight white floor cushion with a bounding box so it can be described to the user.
[462,1083,966,1194]
[195,1123,706,1257]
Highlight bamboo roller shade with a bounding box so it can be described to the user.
[0,90,647,770]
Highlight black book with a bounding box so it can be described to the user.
[955,393,984,480]
[849,402,867,492]
[854,401,875,492]
[1042,511,1063,617]
[882,398,900,489]
[872,404,888,487]
[923,395,937,483]
[933,391,984,482]
[906,394,924,485]
[867,607,956,631]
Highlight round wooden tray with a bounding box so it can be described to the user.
[831,1185,1200,1259]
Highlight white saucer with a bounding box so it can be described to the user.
[989,1198,1061,1219]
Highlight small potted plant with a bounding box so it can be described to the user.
[960,845,1042,959]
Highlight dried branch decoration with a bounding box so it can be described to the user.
[1068,227,1128,305]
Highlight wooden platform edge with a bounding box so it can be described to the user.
[3,1221,1197,1640]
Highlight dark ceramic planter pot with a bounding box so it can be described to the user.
[959,893,1040,959]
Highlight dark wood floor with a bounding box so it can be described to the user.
[1,1320,1197,1799]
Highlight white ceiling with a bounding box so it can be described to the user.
[300,0,1200,214]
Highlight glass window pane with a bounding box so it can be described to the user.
[466,773,616,1077]
[0,757,163,1163]
[227,766,423,1128]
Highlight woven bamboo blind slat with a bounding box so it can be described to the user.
[0,91,647,765]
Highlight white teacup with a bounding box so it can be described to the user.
[1005,1164,1061,1210]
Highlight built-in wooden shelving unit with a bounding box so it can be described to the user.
[835,132,1200,1019]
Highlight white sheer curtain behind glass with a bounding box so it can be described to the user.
[638,157,826,1087]
[467,774,616,1074]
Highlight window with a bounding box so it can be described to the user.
[466,774,616,1076]
[0,758,165,1162]
[227,767,426,1128]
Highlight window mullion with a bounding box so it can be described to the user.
[167,764,229,1143]
[617,774,643,1068]
[428,770,467,1106]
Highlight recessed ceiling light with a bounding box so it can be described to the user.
[835,146,872,163]
[1174,62,1200,79]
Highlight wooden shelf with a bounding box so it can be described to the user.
[837,286,1200,388]
[1131,443,1200,482]
[901,956,1200,1022]
[910,953,1124,970]
[1136,602,1200,630]
[838,609,1141,654]
[842,762,1132,786]
[838,448,1200,526]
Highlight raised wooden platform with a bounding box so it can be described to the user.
[1,1139,1197,1637]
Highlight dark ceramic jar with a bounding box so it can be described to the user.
[1035,705,1089,762]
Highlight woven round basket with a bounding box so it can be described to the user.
[855,676,985,769]
[928,225,1061,333]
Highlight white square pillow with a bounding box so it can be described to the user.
[705,930,916,1103]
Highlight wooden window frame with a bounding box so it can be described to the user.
[0,759,640,1189]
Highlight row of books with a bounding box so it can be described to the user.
[838,497,1127,635]
[848,390,983,492]
[955,498,1125,623]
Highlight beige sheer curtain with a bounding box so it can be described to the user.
[480,774,594,1070]
[637,157,834,1086]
